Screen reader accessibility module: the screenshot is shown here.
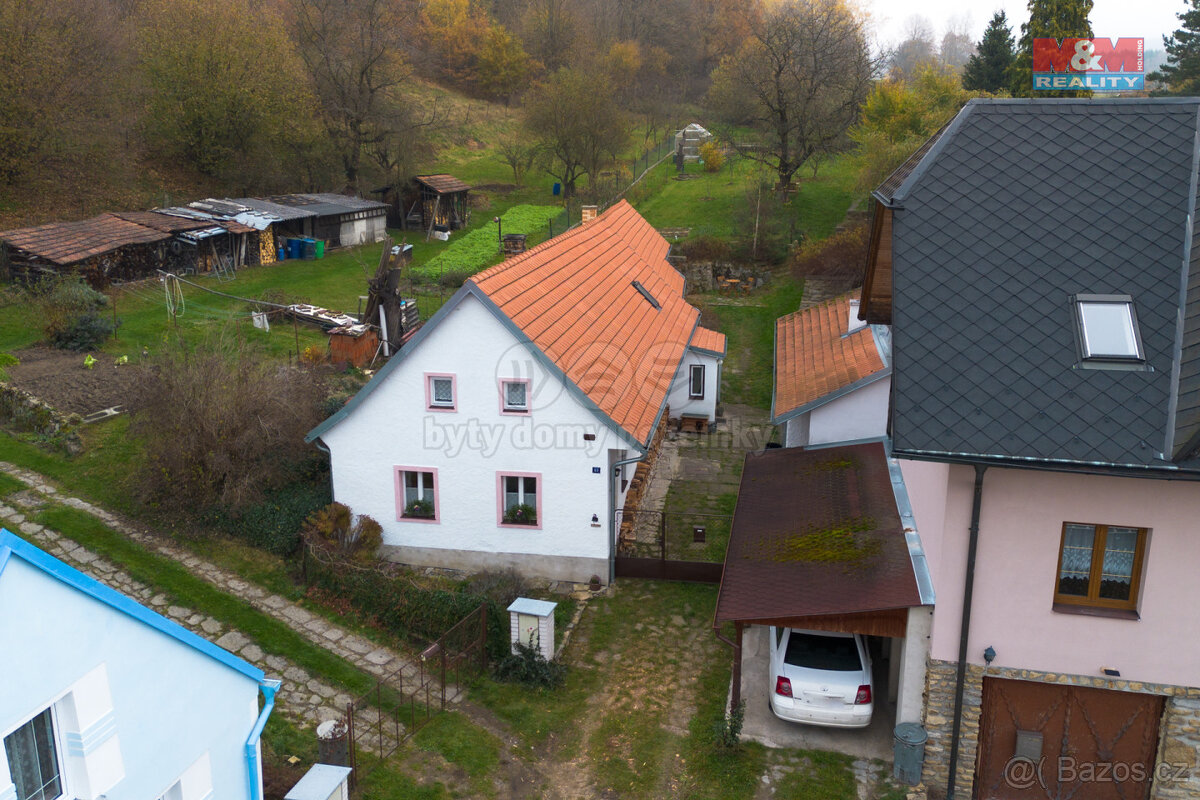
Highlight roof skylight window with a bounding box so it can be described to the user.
[1073,294,1144,362]
[632,280,661,310]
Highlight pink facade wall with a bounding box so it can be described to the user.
[900,459,1200,689]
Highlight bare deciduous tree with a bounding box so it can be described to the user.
[707,0,879,194]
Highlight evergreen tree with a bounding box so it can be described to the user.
[1149,0,1200,93]
[962,11,1015,92]
[1009,0,1093,97]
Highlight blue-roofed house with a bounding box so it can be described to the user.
[0,530,278,800]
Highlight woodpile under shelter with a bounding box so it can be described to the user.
[412,175,471,232]
[233,194,387,247]
[0,213,176,286]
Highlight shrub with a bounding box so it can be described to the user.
[302,502,382,561]
[300,344,325,365]
[207,478,330,556]
[790,223,869,282]
[712,700,746,748]
[672,235,732,262]
[492,641,567,688]
[39,278,117,351]
[133,332,325,511]
[699,141,725,173]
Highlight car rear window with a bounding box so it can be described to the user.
[783,633,861,671]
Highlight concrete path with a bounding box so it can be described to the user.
[0,462,432,752]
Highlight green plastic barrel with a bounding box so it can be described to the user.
[315,240,325,259]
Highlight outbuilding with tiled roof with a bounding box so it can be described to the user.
[771,289,890,448]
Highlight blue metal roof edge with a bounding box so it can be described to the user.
[306,283,649,454]
[1164,105,1200,459]
[0,530,264,683]
[883,442,936,606]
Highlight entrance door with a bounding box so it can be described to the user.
[975,678,1163,800]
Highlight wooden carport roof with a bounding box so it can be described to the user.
[714,442,921,639]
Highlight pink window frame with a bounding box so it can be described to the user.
[498,378,532,415]
[496,471,542,529]
[394,465,440,523]
[424,373,457,412]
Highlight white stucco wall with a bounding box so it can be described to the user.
[901,459,1200,689]
[667,348,721,421]
[321,293,633,565]
[0,557,260,800]
[780,376,890,449]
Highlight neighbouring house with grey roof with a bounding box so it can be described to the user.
[861,99,1200,800]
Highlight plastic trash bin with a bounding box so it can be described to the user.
[314,240,325,259]
[301,238,316,259]
[287,238,302,259]
[893,723,927,785]
[552,182,561,196]
[277,246,285,261]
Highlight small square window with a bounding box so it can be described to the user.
[5,707,63,800]
[1054,522,1146,612]
[1074,295,1143,361]
[426,374,456,410]
[499,473,540,527]
[502,380,529,412]
[396,467,438,521]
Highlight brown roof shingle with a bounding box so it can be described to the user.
[0,214,170,265]
[691,326,726,356]
[472,201,699,446]
[416,174,472,194]
[773,290,886,422]
[714,442,921,624]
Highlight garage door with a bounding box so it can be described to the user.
[975,678,1163,800]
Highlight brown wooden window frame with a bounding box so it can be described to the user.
[1053,521,1147,612]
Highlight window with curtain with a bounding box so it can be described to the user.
[428,376,455,408]
[501,474,538,525]
[4,707,63,800]
[1055,522,1146,612]
[399,469,436,519]
[502,380,528,412]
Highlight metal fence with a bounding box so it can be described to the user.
[614,508,731,583]
[345,603,488,787]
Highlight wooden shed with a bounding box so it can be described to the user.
[0,214,174,286]
[412,175,471,232]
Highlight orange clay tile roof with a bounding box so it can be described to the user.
[0,213,171,265]
[691,326,726,356]
[773,290,887,421]
[472,200,699,445]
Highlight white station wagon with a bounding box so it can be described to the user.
[768,627,874,728]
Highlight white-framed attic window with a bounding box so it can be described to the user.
[1073,294,1144,362]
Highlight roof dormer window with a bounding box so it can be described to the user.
[1073,294,1144,363]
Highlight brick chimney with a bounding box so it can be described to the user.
[581,205,598,223]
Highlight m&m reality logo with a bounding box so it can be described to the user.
[1032,38,1144,91]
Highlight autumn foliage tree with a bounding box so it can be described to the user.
[707,0,879,193]
[138,0,315,187]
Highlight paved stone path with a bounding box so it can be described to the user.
[0,462,433,752]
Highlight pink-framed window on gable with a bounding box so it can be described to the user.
[424,373,457,412]
[496,471,541,529]
[395,466,439,523]
[498,378,531,414]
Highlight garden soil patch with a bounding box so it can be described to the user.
[7,346,149,416]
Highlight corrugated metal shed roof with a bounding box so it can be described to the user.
[230,197,316,220]
[263,193,385,216]
[416,174,472,194]
[0,213,170,265]
[471,201,698,446]
[714,443,921,624]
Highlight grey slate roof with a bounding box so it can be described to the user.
[884,98,1200,474]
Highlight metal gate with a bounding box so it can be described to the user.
[975,677,1163,800]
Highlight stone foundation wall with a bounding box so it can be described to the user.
[921,658,1200,800]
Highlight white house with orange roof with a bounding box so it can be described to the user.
[771,290,890,448]
[306,201,724,583]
